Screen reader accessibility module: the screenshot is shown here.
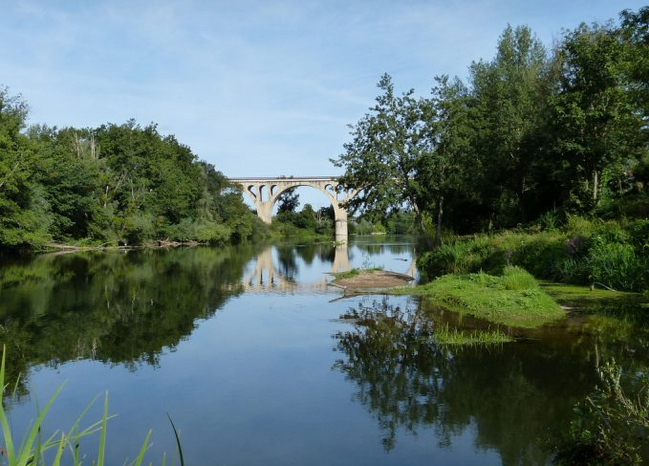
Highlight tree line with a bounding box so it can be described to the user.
[333,8,649,246]
[0,95,262,251]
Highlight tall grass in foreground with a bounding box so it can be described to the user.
[0,349,183,466]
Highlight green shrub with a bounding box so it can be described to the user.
[192,221,231,244]
[587,241,645,291]
[418,219,649,292]
[500,266,538,290]
[554,360,649,466]
[122,213,155,245]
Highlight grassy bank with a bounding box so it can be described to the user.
[418,216,649,293]
[395,267,565,328]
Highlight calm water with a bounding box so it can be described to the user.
[0,237,647,465]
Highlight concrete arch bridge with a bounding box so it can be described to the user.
[228,177,357,242]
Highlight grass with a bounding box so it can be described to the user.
[332,268,361,280]
[430,324,513,345]
[540,282,637,302]
[394,267,565,328]
[554,360,649,465]
[333,267,383,280]
[0,347,183,466]
[332,267,384,280]
[417,216,649,292]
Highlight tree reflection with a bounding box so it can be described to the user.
[0,245,258,395]
[333,297,648,465]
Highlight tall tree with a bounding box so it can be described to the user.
[419,75,473,245]
[0,88,48,247]
[469,25,553,225]
[332,74,434,245]
[550,21,645,208]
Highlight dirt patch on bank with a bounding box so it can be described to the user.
[331,270,414,290]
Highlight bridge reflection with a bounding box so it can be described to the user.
[240,244,351,293]
[238,241,417,294]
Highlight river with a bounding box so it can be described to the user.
[0,236,647,465]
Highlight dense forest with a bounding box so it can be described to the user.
[334,8,649,291]
[0,97,263,250]
[334,8,648,239]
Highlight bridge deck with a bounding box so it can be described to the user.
[228,176,339,182]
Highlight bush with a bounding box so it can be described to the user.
[418,218,649,291]
[587,241,645,291]
[500,266,538,290]
[554,361,649,465]
[165,218,231,244]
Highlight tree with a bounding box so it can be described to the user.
[27,126,100,240]
[619,7,649,118]
[550,21,645,209]
[0,88,49,248]
[276,187,299,214]
[419,75,473,244]
[469,25,553,225]
[332,74,435,245]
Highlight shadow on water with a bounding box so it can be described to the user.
[333,296,649,465]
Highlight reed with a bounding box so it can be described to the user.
[0,347,182,466]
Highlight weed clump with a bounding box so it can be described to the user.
[418,217,649,292]
[554,360,649,465]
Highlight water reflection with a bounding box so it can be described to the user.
[241,239,418,293]
[0,245,258,393]
[333,297,649,465]
[0,237,417,394]
[241,243,351,293]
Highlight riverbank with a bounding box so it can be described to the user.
[418,216,649,293]
[335,263,648,330]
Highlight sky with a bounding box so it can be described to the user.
[1,0,646,207]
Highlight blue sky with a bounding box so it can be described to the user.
[1,0,645,207]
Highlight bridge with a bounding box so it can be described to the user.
[228,176,358,243]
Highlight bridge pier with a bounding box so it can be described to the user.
[229,177,357,243]
[334,210,348,244]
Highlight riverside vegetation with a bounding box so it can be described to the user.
[2,6,649,466]
[330,7,649,463]
[395,266,565,328]
[332,8,649,293]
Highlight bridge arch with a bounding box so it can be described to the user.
[228,177,357,243]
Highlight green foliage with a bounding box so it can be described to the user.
[276,187,299,214]
[397,268,564,328]
[0,89,50,249]
[333,268,361,280]
[432,324,513,345]
[337,8,648,238]
[469,25,553,225]
[418,218,649,292]
[273,202,334,238]
[0,89,257,250]
[554,360,649,465]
